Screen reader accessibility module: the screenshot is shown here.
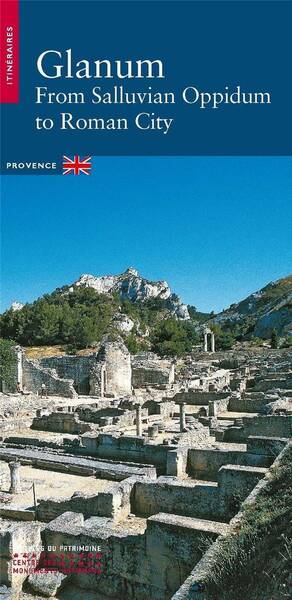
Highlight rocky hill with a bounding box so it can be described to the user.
[213,276,292,338]
[1,268,200,354]
[68,267,190,320]
[2,271,291,352]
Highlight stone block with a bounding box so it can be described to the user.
[146,513,228,595]
[0,522,41,588]
[166,449,187,477]
[218,464,268,520]
[246,435,288,456]
[0,586,20,600]
[46,511,84,531]
[0,508,35,521]
[133,478,219,520]
[27,571,68,597]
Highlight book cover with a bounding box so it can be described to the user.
[0,1,291,599]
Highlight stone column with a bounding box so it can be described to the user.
[9,461,22,494]
[17,347,23,390]
[166,449,186,477]
[179,403,186,432]
[148,424,159,439]
[98,364,106,398]
[211,333,215,353]
[209,401,218,418]
[203,333,208,352]
[136,404,142,436]
[169,362,175,384]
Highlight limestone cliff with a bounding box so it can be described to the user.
[10,301,24,312]
[70,267,190,320]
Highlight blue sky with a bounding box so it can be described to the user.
[1,156,291,313]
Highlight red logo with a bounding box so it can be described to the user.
[62,155,92,175]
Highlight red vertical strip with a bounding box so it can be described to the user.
[0,0,19,103]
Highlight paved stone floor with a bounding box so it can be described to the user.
[0,461,114,508]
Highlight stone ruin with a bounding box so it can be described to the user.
[202,327,215,353]
[0,339,291,599]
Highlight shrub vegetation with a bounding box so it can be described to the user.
[0,338,17,387]
[205,444,292,600]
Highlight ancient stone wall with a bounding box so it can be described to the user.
[40,340,132,398]
[208,396,230,416]
[229,392,268,413]
[132,366,174,387]
[253,374,292,391]
[81,432,173,473]
[145,513,227,598]
[246,435,288,456]
[40,355,95,394]
[37,479,132,523]
[143,400,176,417]
[218,464,268,521]
[77,405,147,428]
[132,477,219,521]
[0,446,156,482]
[40,509,226,600]
[32,411,95,435]
[0,522,42,588]
[171,446,292,600]
[222,415,292,442]
[89,361,105,396]
[173,390,230,406]
[187,447,270,480]
[23,357,77,397]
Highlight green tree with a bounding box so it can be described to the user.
[270,328,278,349]
[151,318,196,357]
[58,304,75,343]
[0,339,17,388]
[282,337,292,348]
[216,331,235,350]
[70,315,97,348]
[124,331,148,354]
[0,287,119,348]
[29,301,61,345]
[210,323,235,350]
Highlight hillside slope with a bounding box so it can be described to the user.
[213,276,292,338]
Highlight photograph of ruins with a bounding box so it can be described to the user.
[0,157,291,599]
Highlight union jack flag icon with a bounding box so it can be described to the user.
[62,155,92,175]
